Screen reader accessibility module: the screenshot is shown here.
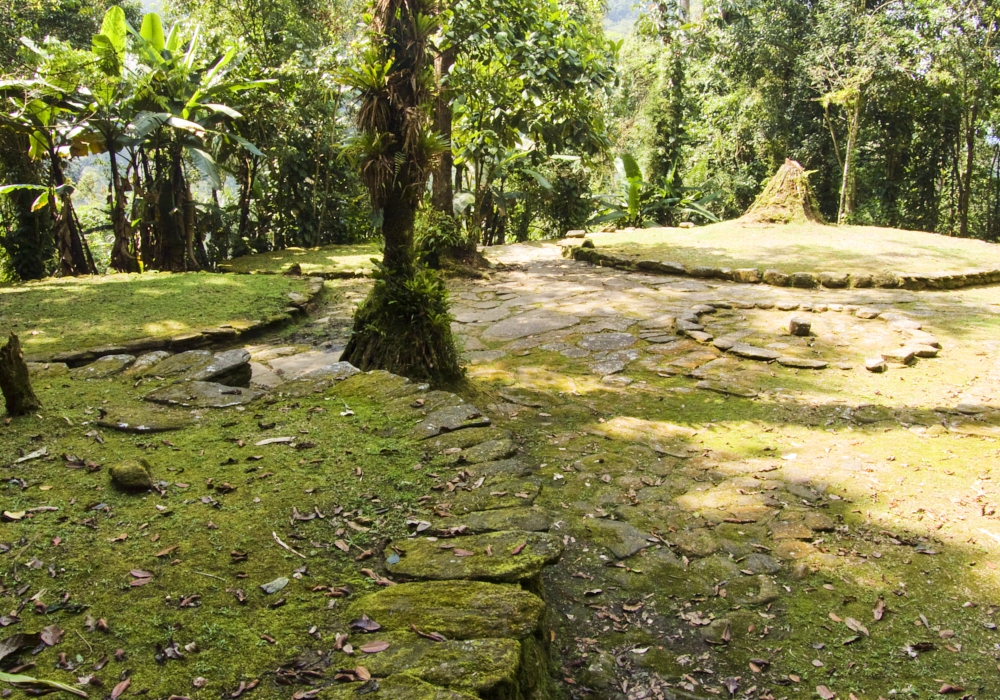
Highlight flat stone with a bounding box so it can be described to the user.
[120,337,169,354]
[144,381,264,408]
[268,350,346,380]
[67,354,134,379]
[676,319,704,332]
[386,531,563,583]
[789,272,818,288]
[324,674,479,700]
[639,314,676,330]
[887,317,922,331]
[297,361,361,381]
[590,359,625,375]
[672,529,719,558]
[744,553,781,574]
[906,329,940,348]
[643,334,677,344]
[788,317,811,336]
[429,427,511,451]
[601,375,633,388]
[51,349,96,366]
[786,483,823,501]
[413,404,490,439]
[358,633,520,695]
[461,439,517,464]
[97,407,192,433]
[910,345,939,358]
[777,357,828,369]
[881,348,916,365]
[249,362,284,389]
[458,507,551,533]
[581,519,651,559]
[454,306,511,324]
[773,540,815,560]
[856,307,881,319]
[140,349,211,377]
[681,329,713,343]
[466,458,533,481]
[818,271,850,288]
[804,512,836,532]
[185,348,252,386]
[124,351,171,376]
[696,380,758,398]
[347,580,545,639]
[770,521,812,540]
[448,478,541,513]
[729,343,780,361]
[865,357,887,373]
[579,332,636,351]
[482,309,580,342]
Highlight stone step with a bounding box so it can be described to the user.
[144,381,263,408]
[386,530,562,583]
[347,580,544,640]
[324,673,479,700]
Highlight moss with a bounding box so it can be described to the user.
[347,581,545,640]
[323,674,480,700]
[386,531,563,583]
[109,459,154,491]
[0,272,312,356]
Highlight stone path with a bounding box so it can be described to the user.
[34,243,1000,699]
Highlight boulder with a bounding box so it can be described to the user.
[110,461,153,491]
[788,317,811,336]
[762,269,790,286]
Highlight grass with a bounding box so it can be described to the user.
[0,273,312,356]
[221,244,381,276]
[589,222,1000,276]
[0,371,433,698]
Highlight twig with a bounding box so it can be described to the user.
[273,531,306,559]
[74,629,93,654]
[194,571,226,581]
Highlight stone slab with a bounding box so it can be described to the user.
[386,531,563,583]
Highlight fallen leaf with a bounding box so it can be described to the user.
[938,684,964,694]
[873,597,886,621]
[260,577,289,594]
[453,549,474,557]
[845,617,869,637]
[111,677,131,699]
[40,625,64,646]
[359,641,390,654]
[155,546,179,558]
[349,615,381,633]
[817,685,836,699]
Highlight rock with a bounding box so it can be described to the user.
[144,381,264,408]
[818,271,850,288]
[639,314,676,330]
[700,618,733,645]
[579,332,636,351]
[581,519,651,559]
[464,350,505,365]
[678,221,695,229]
[347,580,545,640]
[729,343,780,361]
[324,673,479,700]
[744,553,781,574]
[601,375,633,388]
[788,317,811,336]
[429,427,510,451]
[458,507,551,533]
[762,270,790,286]
[881,348,916,365]
[911,345,939,358]
[467,458,533,480]
[676,319,704,332]
[413,403,490,439]
[590,359,625,375]
[905,329,941,348]
[51,349,96,366]
[688,266,720,279]
[97,407,192,433]
[124,351,171,376]
[886,317,922,331]
[774,540,815,560]
[70,354,135,379]
[751,576,782,605]
[770,521,812,540]
[732,268,761,284]
[482,309,580,342]
[855,307,881,319]
[681,330,714,343]
[695,380,758,398]
[449,478,541,513]
[185,348,252,386]
[297,361,361,381]
[458,439,517,464]
[790,272,818,288]
[565,229,587,238]
[865,357,887,373]
[672,529,719,558]
[110,461,153,491]
[386,531,563,583]
[777,357,828,369]
[804,512,836,532]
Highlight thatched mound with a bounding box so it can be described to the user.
[742,159,825,225]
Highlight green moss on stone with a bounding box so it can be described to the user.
[109,459,153,491]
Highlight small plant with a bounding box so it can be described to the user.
[592,152,719,228]
[414,206,463,268]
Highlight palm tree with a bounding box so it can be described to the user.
[340,0,461,382]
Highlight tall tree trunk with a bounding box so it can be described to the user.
[959,102,979,238]
[0,332,40,416]
[837,94,863,225]
[108,146,140,273]
[48,151,95,276]
[431,46,456,215]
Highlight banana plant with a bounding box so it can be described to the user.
[591,151,719,228]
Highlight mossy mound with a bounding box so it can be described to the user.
[109,460,153,491]
[324,674,479,700]
[742,159,824,225]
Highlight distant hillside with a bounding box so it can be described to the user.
[604,0,637,37]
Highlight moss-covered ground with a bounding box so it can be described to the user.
[0,273,312,356]
[220,244,381,276]
[588,223,1000,276]
[0,370,439,698]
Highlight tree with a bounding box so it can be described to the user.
[340,0,461,382]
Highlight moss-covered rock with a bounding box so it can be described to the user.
[323,673,479,700]
[456,507,551,533]
[109,460,153,491]
[347,581,544,640]
[386,531,563,583]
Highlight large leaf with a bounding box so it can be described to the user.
[99,7,127,55]
[227,133,263,157]
[166,116,206,134]
[0,632,40,662]
[0,671,87,697]
[202,103,242,119]
[620,152,642,181]
[140,13,165,53]
[187,148,221,189]
[0,184,46,196]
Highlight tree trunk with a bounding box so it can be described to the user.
[431,46,456,214]
[0,333,40,416]
[837,94,862,225]
[959,102,979,238]
[108,147,140,273]
[49,151,95,275]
